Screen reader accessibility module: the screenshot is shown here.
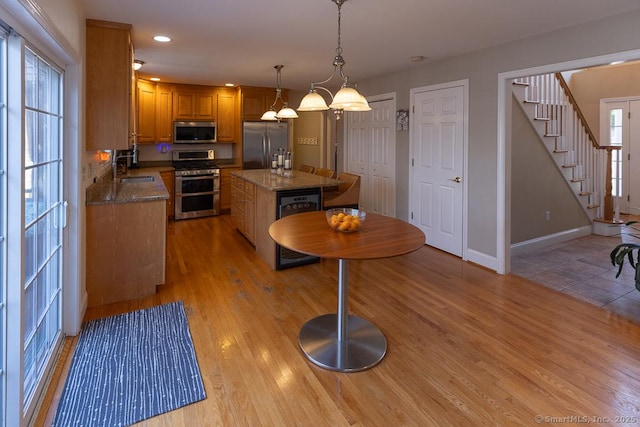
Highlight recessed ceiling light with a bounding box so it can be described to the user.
[411,55,426,62]
[153,35,172,43]
[150,77,161,81]
[225,83,235,87]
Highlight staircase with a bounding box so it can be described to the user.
[512,73,620,226]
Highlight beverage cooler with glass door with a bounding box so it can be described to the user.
[275,187,322,269]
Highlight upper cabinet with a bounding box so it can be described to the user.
[136,79,156,143]
[155,83,174,143]
[216,87,239,142]
[173,85,217,120]
[133,81,246,144]
[240,86,288,121]
[86,19,134,151]
[135,80,174,143]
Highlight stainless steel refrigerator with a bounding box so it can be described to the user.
[242,121,289,169]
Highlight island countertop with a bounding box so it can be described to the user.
[231,169,342,191]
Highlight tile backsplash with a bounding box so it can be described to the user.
[136,142,233,162]
[83,142,235,190]
[83,150,112,189]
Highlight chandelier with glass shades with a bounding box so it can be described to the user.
[261,65,298,121]
[297,0,370,118]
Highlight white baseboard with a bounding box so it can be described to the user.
[593,220,625,236]
[510,225,593,256]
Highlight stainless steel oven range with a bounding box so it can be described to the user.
[172,149,220,220]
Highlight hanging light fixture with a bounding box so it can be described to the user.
[133,59,145,71]
[297,0,370,118]
[261,65,298,121]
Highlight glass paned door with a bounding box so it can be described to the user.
[22,48,63,406]
[600,100,630,213]
[609,108,623,198]
[0,28,7,425]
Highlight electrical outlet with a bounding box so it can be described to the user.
[545,211,551,221]
[297,137,318,146]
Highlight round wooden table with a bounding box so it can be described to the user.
[269,211,425,372]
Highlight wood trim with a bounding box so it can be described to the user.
[86,19,132,31]
[11,0,81,62]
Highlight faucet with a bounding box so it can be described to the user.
[112,143,138,180]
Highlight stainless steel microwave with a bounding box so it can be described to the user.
[174,121,217,143]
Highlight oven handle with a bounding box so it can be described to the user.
[175,190,219,197]
[176,173,220,181]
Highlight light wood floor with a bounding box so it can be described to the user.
[40,215,640,426]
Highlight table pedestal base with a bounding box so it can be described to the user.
[298,313,387,372]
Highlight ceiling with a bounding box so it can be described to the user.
[81,0,640,91]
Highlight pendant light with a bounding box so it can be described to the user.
[261,65,298,121]
[297,0,370,118]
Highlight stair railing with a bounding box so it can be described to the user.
[514,73,620,221]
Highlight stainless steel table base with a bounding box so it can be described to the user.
[298,313,387,372]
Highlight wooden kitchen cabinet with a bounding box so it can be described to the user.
[230,175,255,244]
[220,167,239,212]
[86,200,166,307]
[230,175,244,237]
[173,85,217,120]
[137,79,156,143]
[244,180,256,244]
[241,86,289,120]
[155,83,174,142]
[216,88,238,142]
[86,19,134,150]
[139,81,238,143]
[134,80,173,143]
[160,170,175,220]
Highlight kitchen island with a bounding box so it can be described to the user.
[86,169,170,307]
[231,169,342,270]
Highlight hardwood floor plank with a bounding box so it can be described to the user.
[38,215,640,426]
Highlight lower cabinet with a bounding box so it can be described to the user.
[160,170,175,219]
[220,167,239,213]
[86,200,166,307]
[230,175,255,244]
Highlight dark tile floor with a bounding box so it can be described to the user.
[510,219,640,324]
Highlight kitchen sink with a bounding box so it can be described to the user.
[119,175,154,183]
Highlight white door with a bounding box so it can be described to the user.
[346,96,396,216]
[600,98,640,214]
[410,84,465,256]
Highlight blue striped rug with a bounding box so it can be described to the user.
[53,301,206,427]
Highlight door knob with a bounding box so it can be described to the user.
[449,177,462,183]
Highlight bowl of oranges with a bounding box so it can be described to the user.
[326,208,366,233]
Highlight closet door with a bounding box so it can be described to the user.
[346,97,396,216]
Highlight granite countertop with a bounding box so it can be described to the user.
[216,164,241,169]
[232,169,342,191]
[86,168,171,205]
